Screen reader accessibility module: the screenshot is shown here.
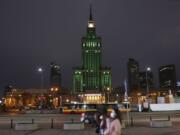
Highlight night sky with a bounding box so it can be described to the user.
[0,0,180,95]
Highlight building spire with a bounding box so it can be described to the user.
[89,2,93,21]
[88,1,95,28]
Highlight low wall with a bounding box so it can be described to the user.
[64,122,84,130]
[150,120,172,128]
[15,123,39,130]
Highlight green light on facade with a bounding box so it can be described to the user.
[73,8,112,93]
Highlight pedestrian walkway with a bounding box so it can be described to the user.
[123,126,180,135]
[0,125,180,135]
[0,129,96,135]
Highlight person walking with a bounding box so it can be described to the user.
[98,106,110,135]
[109,106,122,135]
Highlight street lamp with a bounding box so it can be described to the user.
[146,67,151,112]
[146,67,151,95]
[38,67,44,89]
[107,87,110,103]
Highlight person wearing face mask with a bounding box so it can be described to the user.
[109,106,122,135]
[98,107,110,135]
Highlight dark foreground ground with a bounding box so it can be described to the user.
[1,123,180,135]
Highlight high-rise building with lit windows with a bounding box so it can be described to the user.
[127,58,139,91]
[73,5,112,93]
[159,64,176,89]
[50,62,61,91]
[139,71,154,89]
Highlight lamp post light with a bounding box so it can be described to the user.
[146,67,151,95]
[38,67,44,89]
[107,87,110,103]
[146,67,151,112]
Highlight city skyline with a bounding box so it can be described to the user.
[0,1,180,94]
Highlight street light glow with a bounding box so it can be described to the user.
[38,68,43,72]
[146,67,151,71]
[37,67,44,89]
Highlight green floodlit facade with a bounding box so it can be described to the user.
[73,6,112,93]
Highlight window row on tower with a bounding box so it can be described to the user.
[85,50,101,53]
[82,42,101,47]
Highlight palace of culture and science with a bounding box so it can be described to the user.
[72,5,112,103]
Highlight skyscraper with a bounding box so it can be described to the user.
[73,5,112,93]
[159,64,176,89]
[127,58,139,91]
[50,62,61,90]
[139,71,154,89]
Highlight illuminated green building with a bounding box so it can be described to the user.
[73,5,112,93]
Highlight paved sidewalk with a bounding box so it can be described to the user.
[0,129,96,135]
[0,121,180,135]
[124,126,180,135]
[0,125,180,135]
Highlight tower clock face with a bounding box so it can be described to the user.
[88,22,94,28]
